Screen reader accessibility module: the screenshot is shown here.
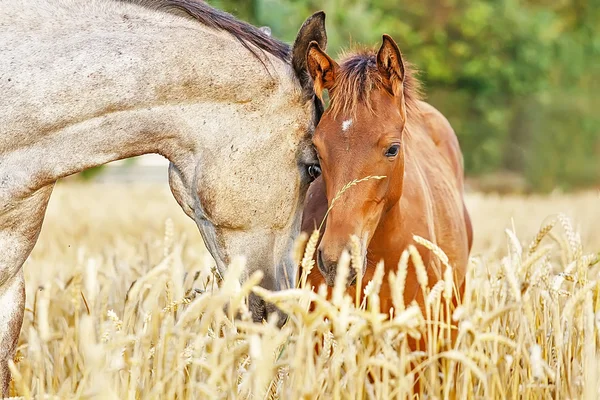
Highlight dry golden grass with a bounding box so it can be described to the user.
[9,182,600,399]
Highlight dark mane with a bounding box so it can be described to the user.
[122,0,290,62]
[330,49,422,119]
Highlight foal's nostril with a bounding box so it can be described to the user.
[317,249,327,274]
[348,270,358,286]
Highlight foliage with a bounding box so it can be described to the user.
[78,158,137,181]
[215,0,599,192]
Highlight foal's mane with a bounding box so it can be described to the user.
[122,0,290,62]
[330,49,422,120]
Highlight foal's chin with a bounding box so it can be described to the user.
[321,270,359,288]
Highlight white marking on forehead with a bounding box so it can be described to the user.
[341,119,353,132]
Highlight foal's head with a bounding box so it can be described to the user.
[307,35,421,286]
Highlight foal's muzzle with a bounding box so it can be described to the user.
[317,248,358,287]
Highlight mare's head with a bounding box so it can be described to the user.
[161,3,329,325]
[306,35,421,286]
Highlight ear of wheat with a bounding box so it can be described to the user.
[11,183,599,399]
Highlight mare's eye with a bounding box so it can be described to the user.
[307,164,321,181]
[385,144,400,158]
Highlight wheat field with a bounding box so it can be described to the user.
[8,182,600,399]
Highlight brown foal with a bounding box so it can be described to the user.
[301,34,473,327]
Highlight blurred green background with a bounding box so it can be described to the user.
[211,0,600,193]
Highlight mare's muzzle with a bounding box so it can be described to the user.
[247,292,288,328]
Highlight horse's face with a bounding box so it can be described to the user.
[307,35,408,286]
[312,91,405,284]
[169,12,327,325]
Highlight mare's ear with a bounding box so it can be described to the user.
[306,41,338,100]
[292,11,328,96]
[376,35,406,120]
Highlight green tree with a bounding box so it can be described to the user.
[235,0,599,192]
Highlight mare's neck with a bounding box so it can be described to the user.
[1,2,288,197]
[2,107,192,196]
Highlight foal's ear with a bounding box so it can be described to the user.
[306,41,338,99]
[376,35,407,118]
[292,11,328,96]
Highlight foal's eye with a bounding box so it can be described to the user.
[385,145,400,158]
[307,164,321,181]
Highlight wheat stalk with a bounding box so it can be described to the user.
[12,183,600,400]
[318,175,386,232]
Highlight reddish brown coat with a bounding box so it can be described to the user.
[301,36,473,319]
